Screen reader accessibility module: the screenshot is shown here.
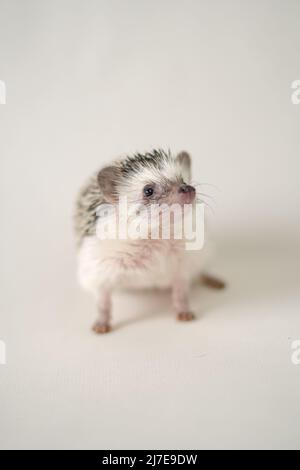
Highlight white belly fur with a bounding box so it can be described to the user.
[77,235,212,297]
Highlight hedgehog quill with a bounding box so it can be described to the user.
[74,149,225,333]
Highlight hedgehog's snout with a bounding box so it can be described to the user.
[179,183,195,194]
[178,183,196,204]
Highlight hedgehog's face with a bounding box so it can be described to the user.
[97,150,195,209]
[119,150,195,208]
[139,179,196,207]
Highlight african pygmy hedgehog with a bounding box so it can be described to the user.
[74,149,224,333]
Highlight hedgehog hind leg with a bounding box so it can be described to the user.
[201,273,226,290]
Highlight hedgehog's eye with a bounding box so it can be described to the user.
[143,185,154,197]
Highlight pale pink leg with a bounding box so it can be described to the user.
[92,286,112,334]
[172,278,194,321]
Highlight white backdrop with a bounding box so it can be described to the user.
[1,0,300,449]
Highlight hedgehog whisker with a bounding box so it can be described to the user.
[195,198,215,215]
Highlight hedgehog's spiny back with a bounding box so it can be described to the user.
[74,172,104,244]
[120,149,171,177]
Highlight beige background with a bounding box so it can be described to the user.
[0,0,300,449]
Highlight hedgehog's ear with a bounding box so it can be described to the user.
[176,151,191,181]
[97,165,120,203]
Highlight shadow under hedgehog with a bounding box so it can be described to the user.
[74,149,225,333]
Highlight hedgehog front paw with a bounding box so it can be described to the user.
[177,312,195,322]
[92,322,111,334]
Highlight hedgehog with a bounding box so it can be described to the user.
[74,149,225,333]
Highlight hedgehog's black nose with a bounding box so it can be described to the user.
[179,184,195,194]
